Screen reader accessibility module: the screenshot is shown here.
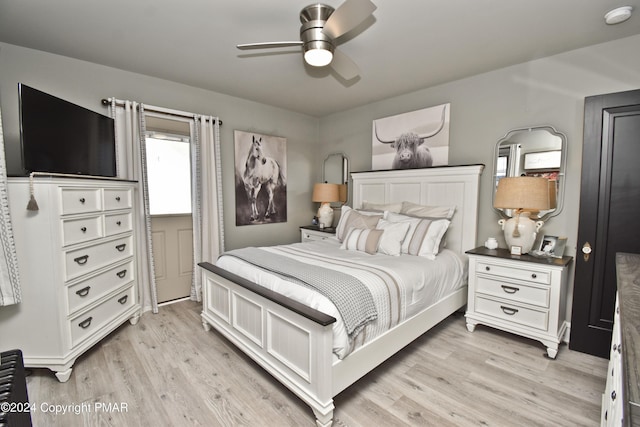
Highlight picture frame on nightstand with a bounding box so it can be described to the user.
[533,235,567,258]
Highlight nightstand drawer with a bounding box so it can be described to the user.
[475,296,549,331]
[475,276,550,308]
[476,262,550,285]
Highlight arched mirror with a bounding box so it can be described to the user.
[322,152,349,207]
[493,126,567,221]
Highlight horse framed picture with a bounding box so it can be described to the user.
[234,130,287,226]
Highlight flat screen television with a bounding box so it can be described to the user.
[19,83,116,177]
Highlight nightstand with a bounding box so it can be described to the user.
[300,225,336,242]
[464,247,573,358]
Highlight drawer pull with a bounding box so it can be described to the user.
[74,255,89,265]
[78,317,93,329]
[115,196,121,202]
[501,285,520,294]
[618,344,622,354]
[75,286,91,297]
[116,269,127,279]
[531,273,537,279]
[611,390,617,401]
[79,197,86,204]
[485,266,490,271]
[613,343,618,352]
[81,226,87,233]
[118,295,129,304]
[500,306,519,316]
[116,221,122,226]
[115,243,126,252]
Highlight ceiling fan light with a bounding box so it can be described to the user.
[304,48,333,67]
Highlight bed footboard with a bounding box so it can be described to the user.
[199,262,337,427]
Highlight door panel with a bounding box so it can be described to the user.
[151,215,193,303]
[570,89,640,358]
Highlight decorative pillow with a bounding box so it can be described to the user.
[335,206,382,242]
[400,201,455,219]
[361,201,403,213]
[375,219,411,256]
[340,227,383,255]
[410,218,451,260]
[384,212,450,258]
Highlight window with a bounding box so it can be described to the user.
[145,134,192,215]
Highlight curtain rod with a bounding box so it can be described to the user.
[101,98,222,125]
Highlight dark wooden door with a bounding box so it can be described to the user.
[569,89,640,358]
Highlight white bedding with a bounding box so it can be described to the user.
[216,237,466,359]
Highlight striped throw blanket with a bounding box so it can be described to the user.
[222,247,378,338]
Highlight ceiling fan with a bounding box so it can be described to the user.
[236,0,376,81]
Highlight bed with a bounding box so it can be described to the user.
[199,165,483,426]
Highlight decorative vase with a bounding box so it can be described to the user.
[317,202,334,228]
[498,212,544,254]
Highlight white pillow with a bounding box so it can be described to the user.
[412,219,450,260]
[384,212,450,258]
[361,201,403,213]
[400,201,455,220]
[375,219,410,256]
[340,227,383,255]
[335,206,382,242]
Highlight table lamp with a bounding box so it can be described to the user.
[494,177,552,254]
[312,183,340,228]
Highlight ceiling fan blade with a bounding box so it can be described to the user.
[322,0,376,39]
[330,48,360,81]
[237,41,303,50]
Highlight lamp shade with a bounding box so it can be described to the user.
[338,184,348,203]
[312,183,340,203]
[548,179,557,210]
[494,177,551,211]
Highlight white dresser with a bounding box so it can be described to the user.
[0,177,140,382]
[465,247,572,359]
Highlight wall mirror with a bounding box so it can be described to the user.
[493,126,567,221]
[322,152,349,207]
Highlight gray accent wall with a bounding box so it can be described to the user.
[318,34,640,321]
[0,42,320,249]
[2,35,640,321]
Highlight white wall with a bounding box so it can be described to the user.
[318,34,640,319]
[0,42,320,249]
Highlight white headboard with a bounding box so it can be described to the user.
[351,165,484,255]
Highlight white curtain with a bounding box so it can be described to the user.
[110,100,224,310]
[110,100,159,313]
[0,108,22,306]
[190,115,224,301]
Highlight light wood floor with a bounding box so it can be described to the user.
[26,300,608,426]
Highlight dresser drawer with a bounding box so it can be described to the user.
[475,296,549,331]
[475,276,550,308]
[66,260,135,315]
[476,262,550,285]
[104,188,132,211]
[60,188,102,214]
[105,212,132,236]
[61,215,104,246]
[69,285,136,347]
[64,235,133,280]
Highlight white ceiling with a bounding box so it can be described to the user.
[1,1,639,117]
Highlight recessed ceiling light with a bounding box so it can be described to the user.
[604,6,633,25]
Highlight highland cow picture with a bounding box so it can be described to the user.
[372,103,450,170]
[234,130,287,226]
